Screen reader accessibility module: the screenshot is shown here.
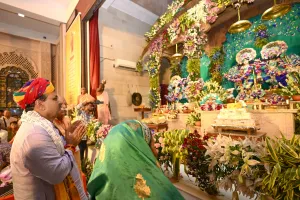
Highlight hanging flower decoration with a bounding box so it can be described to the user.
[205,0,220,23]
[184,78,205,102]
[183,24,208,58]
[144,0,185,42]
[149,87,161,108]
[253,24,269,48]
[167,19,181,43]
[149,35,164,54]
[260,41,288,59]
[147,53,160,78]
[187,1,208,23]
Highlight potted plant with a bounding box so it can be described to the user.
[186,112,201,126]
[261,135,300,200]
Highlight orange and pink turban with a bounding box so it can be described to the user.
[13,78,55,109]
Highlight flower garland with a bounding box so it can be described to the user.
[144,0,184,42]
[250,88,265,99]
[209,47,225,84]
[166,76,190,102]
[184,78,205,102]
[254,24,269,48]
[183,24,208,58]
[147,52,161,108]
[187,1,208,24]
[167,19,180,43]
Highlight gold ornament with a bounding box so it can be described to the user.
[171,43,183,62]
[228,3,252,34]
[261,0,291,21]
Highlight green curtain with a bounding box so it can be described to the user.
[222,3,300,89]
[200,53,211,81]
[179,56,189,78]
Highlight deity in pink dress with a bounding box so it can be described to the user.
[97,80,111,124]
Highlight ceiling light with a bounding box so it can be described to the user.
[18,13,25,17]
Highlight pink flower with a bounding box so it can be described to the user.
[206,16,218,23]
[154,143,161,148]
[161,143,165,147]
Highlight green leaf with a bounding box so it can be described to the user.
[297,167,300,179]
[280,141,299,158]
[269,163,281,189]
[238,174,243,184]
[290,167,297,180]
[266,137,279,162]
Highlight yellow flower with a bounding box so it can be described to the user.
[134,174,151,199]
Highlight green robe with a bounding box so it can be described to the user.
[88,120,184,200]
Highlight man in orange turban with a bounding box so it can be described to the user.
[10,78,88,200]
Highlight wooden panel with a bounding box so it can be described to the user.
[76,0,96,19]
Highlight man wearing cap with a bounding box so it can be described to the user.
[11,78,88,200]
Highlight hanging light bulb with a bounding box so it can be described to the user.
[261,0,291,21]
[228,3,252,34]
[172,43,183,61]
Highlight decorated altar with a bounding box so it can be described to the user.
[135,0,300,199]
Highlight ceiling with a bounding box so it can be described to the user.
[131,0,173,16]
[0,0,79,44]
[0,0,171,43]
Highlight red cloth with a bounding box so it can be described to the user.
[13,78,54,109]
[89,10,100,98]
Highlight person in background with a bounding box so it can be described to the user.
[1,110,17,131]
[0,142,11,170]
[8,121,19,143]
[76,101,97,161]
[11,78,87,200]
[77,87,95,105]
[0,110,3,118]
[88,120,184,200]
[96,80,111,124]
[54,96,81,169]
[0,122,8,143]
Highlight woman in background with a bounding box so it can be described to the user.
[96,80,111,124]
[88,120,184,200]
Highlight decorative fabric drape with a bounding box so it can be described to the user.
[89,10,100,98]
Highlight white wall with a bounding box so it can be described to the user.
[98,7,151,124]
